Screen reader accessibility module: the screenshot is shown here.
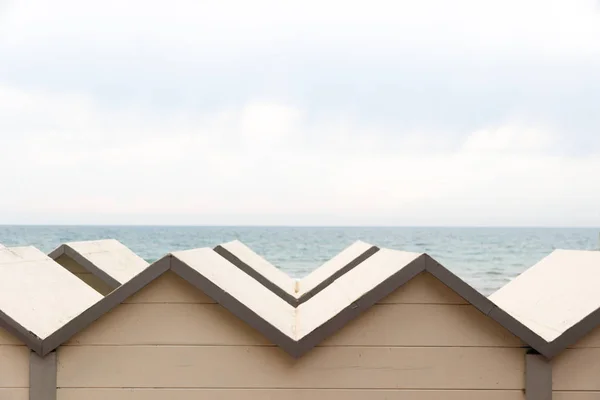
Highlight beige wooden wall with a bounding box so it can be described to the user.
[54,254,113,295]
[0,326,29,400]
[56,271,526,400]
[552,325,600,399]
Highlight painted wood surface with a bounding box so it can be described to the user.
[56,389,525,400]
[57,346,525,389]
[299,240,374,295]
[54,254,114,294]
[296,248,422,339]
[0,389,28,400]
[553,393,600,399]
[173,248,296,338]
[62,239,149,284]
[63,302,521,347]
[0,345,29,388]
[568,324,600,348]
[124,271,215,304]
[0,246,102,339]
[0,326,22,345]
[219,240,295,294]
[490,249,600,342]
[552,348,600,390]
[379,272,468,304]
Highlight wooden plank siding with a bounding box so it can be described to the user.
[0,327,29,399]
[56,271,526,399]
[57,389,526,400]
[553,325,600,395]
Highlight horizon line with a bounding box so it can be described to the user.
[1,224,599,229]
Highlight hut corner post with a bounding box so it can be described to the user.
[29,350,57,400]
[525,352,552,400]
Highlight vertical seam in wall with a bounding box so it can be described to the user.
[526,352,552,400]
[30,350,57,400]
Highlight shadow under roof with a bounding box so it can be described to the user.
[49,239,149,288]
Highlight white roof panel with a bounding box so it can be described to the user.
[300,240,374,296]
[172,248,296,338]
[297,248,422,339]
[219,240,295,294]
[60,239,149,284]
[0,246,103,339]
[490,249,600,342]
[219,240,376,299]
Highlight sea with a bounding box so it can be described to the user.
[1,226,598,296]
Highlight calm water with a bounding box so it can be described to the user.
[1,226,598,295]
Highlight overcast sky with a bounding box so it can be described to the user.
[1,0,599,226]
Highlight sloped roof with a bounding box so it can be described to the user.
[490,249,600,357]
[27,246,546,358]
[49,239,149,288]
[2,242,592,359]
[0,245,103,352]
[214,240,379,305]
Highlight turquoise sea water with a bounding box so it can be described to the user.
[0,226,598,295]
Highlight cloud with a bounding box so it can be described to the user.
[0,1,599,225]
[0,84,599,226]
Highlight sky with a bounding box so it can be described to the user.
[0,0,599,226]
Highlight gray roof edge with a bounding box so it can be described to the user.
[295,254,427,357]
[423,254,551,356]
[59,245,122,288]
[0,308,43,354]
[545,306,600,358]
[47,245,65,260]
[3,245,574,359]
[39,256,171,356]
[213,245,298,306]
[214,244,382,307]
[296,245,381,306]
[171,254,298,354]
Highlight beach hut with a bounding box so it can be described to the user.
[48,239,149,295]
[0,245,103,400]
[491,249,600,399]
[214,240,378,305]
[28,245,555,400]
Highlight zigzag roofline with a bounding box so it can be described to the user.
[13,248,547,359]
[2,243,598,360]
[214,240,380,306]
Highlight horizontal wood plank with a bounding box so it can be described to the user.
[569,325,600,348]
[0,389,28,400]
[65,301,521,347]
[378,272,468,304]
[65,303,270,346]
[323,303,522,347]
[554,393,600,400]
[57,389,525,400]
[125,271,215,304]
[0,345,29,388]
[57,346,525,389]
[0,327,22,345]
[552,348,600,390]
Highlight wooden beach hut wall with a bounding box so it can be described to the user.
[48,239,149,295]
[27,245,551,400]
[0,245,104,400]
[3,241,600,399]
[491,249,600,399]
